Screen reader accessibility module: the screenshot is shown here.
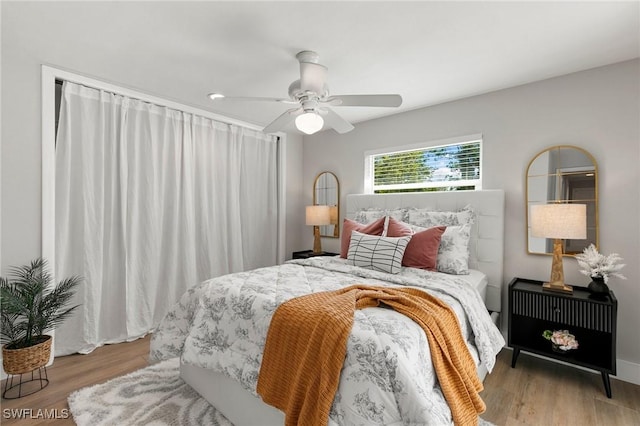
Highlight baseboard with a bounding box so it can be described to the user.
[615,359,640,386]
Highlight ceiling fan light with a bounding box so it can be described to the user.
[295,112,324,135]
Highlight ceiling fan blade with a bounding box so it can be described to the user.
[325,94,403,108]
[208,94,298,105]
[262,108,302,134]
[300,62,328,94]
[323,108,355,134]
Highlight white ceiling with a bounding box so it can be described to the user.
[5,1,640,133]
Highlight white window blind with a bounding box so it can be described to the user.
[365,137,482,193]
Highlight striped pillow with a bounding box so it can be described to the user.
[347,231,411,274]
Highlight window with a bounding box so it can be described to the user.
[364,135,482,193]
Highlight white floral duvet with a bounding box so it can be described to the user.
[150,257,505,425]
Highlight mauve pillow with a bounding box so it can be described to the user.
[402,226,446,270]
[341,217,386,258]
[385,216,414,237]
[386,217,445,270]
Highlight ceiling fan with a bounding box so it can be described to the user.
[208,51,403,135]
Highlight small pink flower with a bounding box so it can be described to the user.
[546,329,579,351]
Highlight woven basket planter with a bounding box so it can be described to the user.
[2,335,52,375]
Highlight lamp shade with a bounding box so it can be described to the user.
[295,112,324,135]
[530,204,587,240]
[306,205,331,226]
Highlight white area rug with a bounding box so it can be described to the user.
[68,358,496,426]
[68,358,232,426]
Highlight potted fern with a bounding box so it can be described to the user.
[1,258,81,376]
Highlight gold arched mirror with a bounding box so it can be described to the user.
[313,171,339,238]
[526,145,598,255]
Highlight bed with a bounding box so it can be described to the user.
[151,189,506,425]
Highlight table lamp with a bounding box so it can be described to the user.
[306,205,331,254]
[530,203,587,294]
[329,205,339,237]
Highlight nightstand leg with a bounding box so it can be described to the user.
[601,371,612,398]
[511,348,520,368]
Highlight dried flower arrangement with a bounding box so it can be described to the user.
[543,329,579,351]
[574,244,626,284]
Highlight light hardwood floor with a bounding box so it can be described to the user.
[481,350,640,425]
[1,336,639,425]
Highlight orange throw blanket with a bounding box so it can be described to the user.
[256,284,485,426]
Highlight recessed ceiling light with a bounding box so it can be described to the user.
[208,93,225,100]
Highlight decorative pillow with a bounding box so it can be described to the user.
[385,216,414,237]
[436,224,472,275]
[347,231,411,274]
[340,217,386,258]
[385,217,446,270]
[403,226,447,270]
[407,204,476,228]
[354,208,407,228]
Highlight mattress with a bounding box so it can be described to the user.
[459,269,489,304]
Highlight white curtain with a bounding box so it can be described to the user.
[55,82,278,356]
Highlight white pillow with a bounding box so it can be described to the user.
[347,231,411,274]
[354,208,407,225]
[409,223,472,275]
[407,204,476,228]
[436,224,472,275]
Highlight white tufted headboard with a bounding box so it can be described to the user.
[346,190,505,312]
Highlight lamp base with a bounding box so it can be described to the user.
[312,226,322,254]
[542,238,573,294]
[542,281,573,294]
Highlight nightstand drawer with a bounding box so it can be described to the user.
[512,290,614,332]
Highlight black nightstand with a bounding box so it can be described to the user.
[292,250,339,259]
[508,277,617,398]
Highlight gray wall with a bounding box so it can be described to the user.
[302,60,640,381]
